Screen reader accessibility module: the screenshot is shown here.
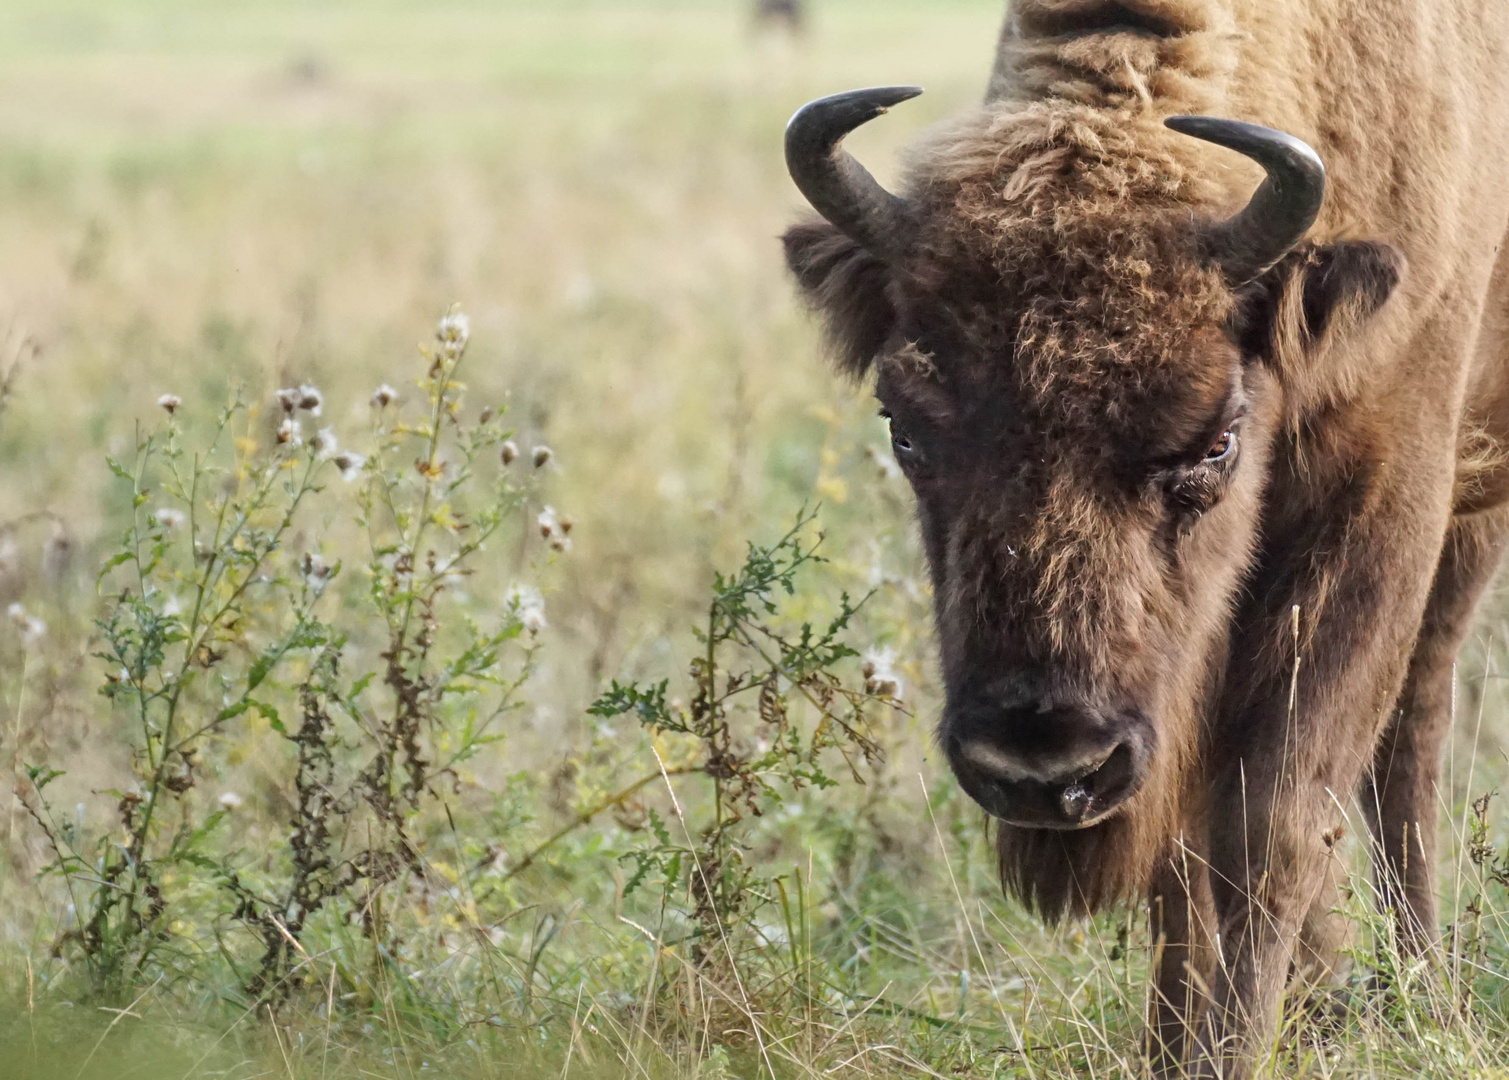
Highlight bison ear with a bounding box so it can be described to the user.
[783,219,897,378]
[1236,240,1406,361]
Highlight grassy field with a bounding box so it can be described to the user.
[4,2,1509,1077]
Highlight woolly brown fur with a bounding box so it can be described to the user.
[784,0,1509,1075]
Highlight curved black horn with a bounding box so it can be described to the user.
[1165,116,1326,286]
[786,86,922,260]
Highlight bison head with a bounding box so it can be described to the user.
[783,89,1404,918]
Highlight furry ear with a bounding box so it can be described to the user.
[783,219,897,377]
[1236,240,1406,361]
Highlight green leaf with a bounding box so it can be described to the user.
[246,651,277,693]
[215,701,251,723]
[25,764,65,790]
[250,699,286,735]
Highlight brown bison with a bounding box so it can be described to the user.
[782,0,1509,1075]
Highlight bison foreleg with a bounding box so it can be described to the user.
[1192,477,1455,1079]
[1147,839,1216,1077]
[1363,507,1509,958]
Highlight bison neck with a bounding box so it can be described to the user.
[986,0,1238,115]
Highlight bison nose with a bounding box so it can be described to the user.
[943,699,1155,830]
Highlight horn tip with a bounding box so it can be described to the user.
[1162,115,1324,180]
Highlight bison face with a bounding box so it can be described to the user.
[875,318,1279,837]
[783,91,1403,915]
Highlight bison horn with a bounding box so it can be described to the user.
[786,86,922,261]
[1165,116,1326,286]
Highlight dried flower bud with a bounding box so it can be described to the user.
[532,445,552,468]
[277,417,301,444]
[153,507,187,531]
[157,393,181,415]
[550,535,572,553]
[500,440,518,465]
[302,552,335,591]
[298,384,323,415]
[507,584,547,634]
[437,311,470,348]
[371,384,397,408]
[478,406,494,425]
[537,506,559,539]
[333,451,365,482]
[8,602,45,646]
[218,791,245,811]
[862,647,903,702]
[312,426,338,459]
[276,387,301,414]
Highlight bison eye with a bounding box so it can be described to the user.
[881,411,921,464]
[1204,430,1236,463]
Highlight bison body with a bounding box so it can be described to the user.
[783,0,1509,1075]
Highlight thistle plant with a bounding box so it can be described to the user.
[589,510,898,943]
[21,308,552,1004]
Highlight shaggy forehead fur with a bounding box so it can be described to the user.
[892,106,1236,444]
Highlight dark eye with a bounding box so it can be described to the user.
[887,416,920,461]
[1203,429,1236,463]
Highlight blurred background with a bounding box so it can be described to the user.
[0,0,1011,727]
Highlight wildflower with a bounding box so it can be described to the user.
[276,387,301,414]
[312,426,339,459]
[500,440,518,465]
[302,552,335,592]
[538,506,574,552]
[298,384,323,415]
[277,417,301,444]
[154,507,187,531]
[218,791,244,812]
[371,384,397,408]
[532,445,553,468]
[8,602,45,646]
[437,310,470,349]
[507,584,547,635]
[862,647,903,702]
[385,548,415,583]
[157,393,181,415]
[333,451,365,481]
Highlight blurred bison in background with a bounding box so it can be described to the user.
[783,0,1509,1075]
[752,0,804,35]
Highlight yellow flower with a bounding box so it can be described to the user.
[815,475,848,504]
